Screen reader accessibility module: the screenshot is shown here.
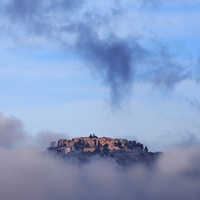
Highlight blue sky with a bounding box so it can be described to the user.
[0,0,200,151]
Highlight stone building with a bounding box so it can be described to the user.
[56,134,132,154]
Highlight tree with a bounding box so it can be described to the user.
[85,143,89,148]
[114,140,122,147]
[98,141,102,148]
[144,146,148,152]
[94,147,102,154]
[103,143,108,148]
[74,143,83,151]
[103,147,110,156]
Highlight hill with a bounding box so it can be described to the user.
[47,134,162,166]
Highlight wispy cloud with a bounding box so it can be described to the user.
[0,112,26,147]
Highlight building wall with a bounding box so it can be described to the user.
[57,136,130,154]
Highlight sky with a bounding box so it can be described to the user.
[0,0,200,151]
[1,1,200,199]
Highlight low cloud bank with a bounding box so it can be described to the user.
[0,113,200,200]
[0,146,200,200]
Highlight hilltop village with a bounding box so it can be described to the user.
[55,134,148,154]
[48,135,161,166]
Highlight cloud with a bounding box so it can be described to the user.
[2,0,83,37]
[195,55,200,83]
[0,111,199,199]
[139,44,191,89]
[0,112,26,147]
[190,99,200,112]
[142,61,190,89]
[35,130,69,149]
[74,24,148,106]
[0,111,69,149]
[141,0,162,8]
[0,145,200,199]
[0,0,192,106]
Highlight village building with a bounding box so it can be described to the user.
[55,134,138,154]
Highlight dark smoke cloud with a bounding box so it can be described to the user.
[0,0,191,106]
[141,60,190,89]
[4,0,83,19]
[0,112,26,147]
[139,44,191,89]
[74,24,148,105]
[2,0,83,36]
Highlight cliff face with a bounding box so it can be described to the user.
[48,135,161,167]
